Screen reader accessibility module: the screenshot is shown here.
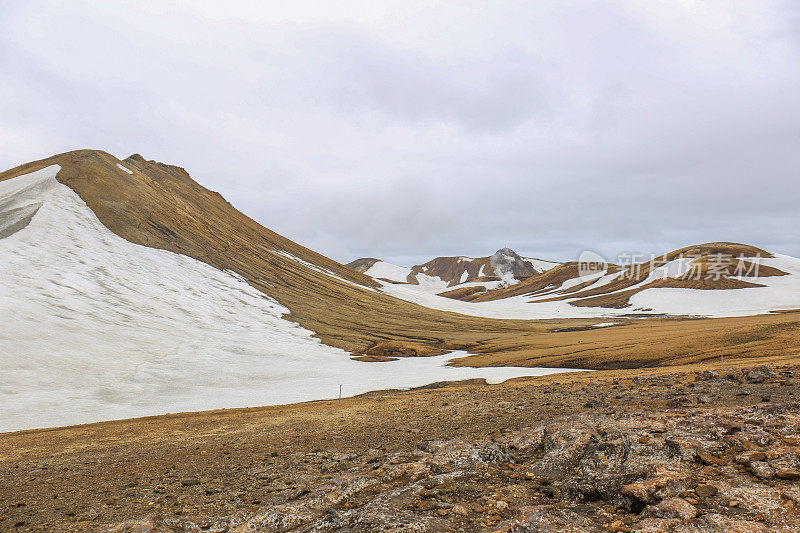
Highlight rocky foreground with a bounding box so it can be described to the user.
[92,366,800,533]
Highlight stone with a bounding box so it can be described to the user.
[774,466,800,480]
[735,451,767,464]
[414,500,436,511]
[621,465,693,505]
[743,366,773,384]
[695,449,727,466]
[694,484,718,498]
[493,505,599,532]
[452,504,469,516]
[630,517,681,532]
[608,519,624,529]
[666,396,690,408]
[642,497,697,520]
[749,461,775,480]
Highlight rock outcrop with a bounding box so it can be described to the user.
[99,370,800,532]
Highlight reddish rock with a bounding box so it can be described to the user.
[642,497,697,520]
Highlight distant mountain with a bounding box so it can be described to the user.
[350,243,800,318]
[346,249,560,288]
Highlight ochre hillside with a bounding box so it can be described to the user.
[2,149,798,369]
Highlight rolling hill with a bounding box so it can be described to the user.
[350,245,800,319]
[2,149,799,431]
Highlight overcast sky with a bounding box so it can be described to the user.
[1,1,798,264]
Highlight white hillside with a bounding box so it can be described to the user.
[0,166,576,432]
[377,257,800,320]
[363,260,452,291]
[522,257,561,272]
[363,260,414,283]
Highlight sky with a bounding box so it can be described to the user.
[1,1,798,265]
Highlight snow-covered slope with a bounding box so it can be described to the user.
[362,260,414,283]
[624,255,800,316]
[374,251,800,320]
[352,244,800,320]
[0,166,578,432]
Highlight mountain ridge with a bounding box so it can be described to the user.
[2,149,799,374]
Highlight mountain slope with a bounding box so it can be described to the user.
[465,242,798,313]
[355,241,800,319]
[0,160,580,431]
[347,249,559,288]
[1,150,556,358]
[2,149,799,432]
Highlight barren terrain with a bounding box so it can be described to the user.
[2,151,800,532]
[2,357,799,532]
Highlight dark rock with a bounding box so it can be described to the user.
[743,366,773,384]
[667,396,690,408]
[695,484,718,498]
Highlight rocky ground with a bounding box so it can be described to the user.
[2,362,799,532]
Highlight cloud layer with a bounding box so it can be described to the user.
[1,1,798,264]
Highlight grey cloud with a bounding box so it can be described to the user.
[0,1,797,265]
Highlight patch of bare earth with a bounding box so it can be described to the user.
[1,362,799,532]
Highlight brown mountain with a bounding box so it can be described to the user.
[347,248,560,287]
[1,149,797,370]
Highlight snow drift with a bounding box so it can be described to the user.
[0,166,576,432]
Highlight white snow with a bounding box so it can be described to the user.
[592,322,619,328]
[271,249,369,289]
[626,254,800,317]
[523,257,560,272]
[378,252,800,320]
[459,270,469,284]
[413,272,449,290]
[436,280,505,295]
[379,280,621,319]
[364,260,413,283]
[116,163,133,174]
[0,166,581,432]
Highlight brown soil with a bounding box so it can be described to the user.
[343,258,380,273]
[438,285,488,300]
[1,358,798,532]
[449,313,800,370]
[409,256,494,287]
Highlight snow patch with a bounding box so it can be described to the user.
[116,163,133,174]
[379,252,800,320]
[0,166,578,432]
[364,260,413,283]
